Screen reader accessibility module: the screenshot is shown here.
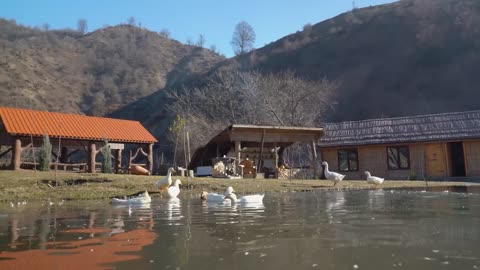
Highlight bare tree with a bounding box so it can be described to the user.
[231,21,256,56]
[127,16,136,26]
[159,28,171,38]
[196,34,206,47]
[77,18,88,34]
[186,37,194,46]
[209,44,217,53]
[42,23,50,31]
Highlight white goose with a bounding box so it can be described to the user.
[112,191,151,205]
[155,167,176,191]
[224,186,264,204]
[167,179,182,198]
[322,161,345,186]
[365,171,384,187]
[200,187,232,202]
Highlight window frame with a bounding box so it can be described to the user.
[386,145,410,170]
[337,148,359,172]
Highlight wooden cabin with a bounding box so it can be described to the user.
[189,124,324,179]
[0,107,157,173]
[317,110,480,180]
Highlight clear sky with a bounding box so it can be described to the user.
[2,0,397,57]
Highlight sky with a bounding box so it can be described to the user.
[2,0,397,57]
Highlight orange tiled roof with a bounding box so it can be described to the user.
[0,107,157,143]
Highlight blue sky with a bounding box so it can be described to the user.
[3,0,397,57]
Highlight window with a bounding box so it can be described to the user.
[387,146,410,170]
[337,149,358,172]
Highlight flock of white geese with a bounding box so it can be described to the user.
[113,161,383,205]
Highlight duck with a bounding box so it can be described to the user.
[167,179,182,198]
[155,167,176,190]
[112,191,151,205]
[200,187,231,202]
[321,161,345,186]
[224,186,264,204]
[365,171,384,187]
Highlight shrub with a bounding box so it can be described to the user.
[101,138,113,173]
[38,134,52,171]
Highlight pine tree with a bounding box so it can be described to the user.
[101,138,112,173]
[39,134,52,171]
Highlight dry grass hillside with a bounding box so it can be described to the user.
[0,20,224,115]
[216,0,480,121]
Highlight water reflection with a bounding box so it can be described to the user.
[0,191,479,270]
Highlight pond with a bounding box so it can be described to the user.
[0,189,479,270]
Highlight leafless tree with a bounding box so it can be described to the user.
[186,37,194,46]
[159,28,170,38]
[231,21,256,56]
[42,23,50,31]
[77,18,88,34]
[196,34,206,48]
[209,44,217,53]
[127,16,136,26]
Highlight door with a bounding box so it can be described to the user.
[425,143,446,177]
[448,142,466,177]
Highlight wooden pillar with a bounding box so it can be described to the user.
[274,142,279,178]
[257,129,266,173]
[114,149,122,174]
[11,138,22,171]
[311,140,318,179]
[88,142,97,173]
[235,141,241,175]
[147,143,153,174]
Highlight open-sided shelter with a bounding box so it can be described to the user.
[0,107,157,173]
[189,124,324,178]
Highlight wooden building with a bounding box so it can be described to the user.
[189,124,324,178]
[317,110,480,180]
[0,107,157,173]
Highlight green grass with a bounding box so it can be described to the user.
[0,170,478,202]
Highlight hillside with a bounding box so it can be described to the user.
[0,20,224,115]
[215,0,480,121]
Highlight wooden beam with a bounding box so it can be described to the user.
[11,138,22,170]
[235,141,241,175]
[147,143,153,174]
[311,140,318,179]
[0,147,12,159]
[114,149,122,174]
[88,142,97,173]
[257,129,266,173]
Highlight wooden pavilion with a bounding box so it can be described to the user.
[188,124,324,178]
[317,110,480,180]
[0,107,157,173]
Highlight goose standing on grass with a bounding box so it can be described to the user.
[155,167,176,191]
[321,161,345,186]
[365,171,384,188]
[224,186,264,204]
[167,179,182,198]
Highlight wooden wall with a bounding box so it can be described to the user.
[464,140,480,177]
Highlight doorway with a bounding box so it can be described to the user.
[448,142,466,177]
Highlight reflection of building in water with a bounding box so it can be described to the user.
[0,203,156,270]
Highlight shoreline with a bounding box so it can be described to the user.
[0,170,479,202]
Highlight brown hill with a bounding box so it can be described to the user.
[215,0,480,121]
[0,20,224,115]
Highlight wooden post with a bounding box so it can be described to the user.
[114,149,122,174]
[235,141,241,176]
[11,138,22,170]
[311,140,318,179]
[274,142,279,178]
[257,129,266,173]
[88,142,97,173]
[147,143,153,174]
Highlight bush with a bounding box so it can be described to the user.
[101,138,113,173]
[38,134,52,171]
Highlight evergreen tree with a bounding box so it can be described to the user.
[101,138,112,173]
[39,134,52,171]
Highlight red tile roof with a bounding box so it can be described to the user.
[0,107,157,143]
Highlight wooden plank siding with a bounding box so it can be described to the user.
[464,140,480,177]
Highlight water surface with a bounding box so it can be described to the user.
[0,189,479,270]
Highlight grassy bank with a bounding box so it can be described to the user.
[0,170,479,202]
